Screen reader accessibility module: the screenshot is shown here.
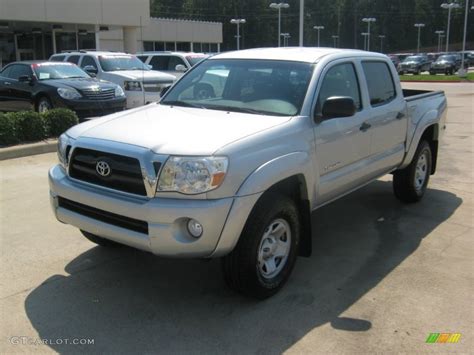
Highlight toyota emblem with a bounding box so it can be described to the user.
[96,160,111,177]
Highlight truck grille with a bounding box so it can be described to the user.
[143,81,173,93]
[58,197,148,234]
[69,148,149,196]
[81,88,116,100]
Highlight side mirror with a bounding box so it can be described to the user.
[18,75,33,83]
[321,96,356,119]
[175,64,187,72]
[160,85,171,97]
[83,65,98,76]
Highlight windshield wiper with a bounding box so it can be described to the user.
[161,100,206,109]
[203,104,287,116]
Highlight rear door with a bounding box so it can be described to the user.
[313,60,372,204]
[360,60,407,175]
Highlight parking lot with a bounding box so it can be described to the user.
[0,82,472,353]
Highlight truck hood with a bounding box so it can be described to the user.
[106,70,175,82]
[69,104,291,155]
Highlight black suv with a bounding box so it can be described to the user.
[0,61,126,119]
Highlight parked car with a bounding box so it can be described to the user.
[49,48,447,299]
[398,55,431,75]
[388,54,400,69]
[430,55,458,75]
[0,61,126,118]
[137,52,210,79]
[50,51,176,109]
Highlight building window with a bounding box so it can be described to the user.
[56,32,76,52]
[78,33,95,50]
[143,41,154,51]
[165,42,175,51]
[0,33,15,67]
[176,42,190,52]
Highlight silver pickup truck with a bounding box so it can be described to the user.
[49,48,447,299]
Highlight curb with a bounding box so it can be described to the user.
[0,139,57,161]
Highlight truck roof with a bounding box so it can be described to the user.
[211,47,385,63]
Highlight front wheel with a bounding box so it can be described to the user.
[393,140,432,203]
[37,96,53,113]
[222,193,300,299]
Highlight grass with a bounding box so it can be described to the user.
[399,72,474,82]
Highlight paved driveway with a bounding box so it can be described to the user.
[0,83,472,353]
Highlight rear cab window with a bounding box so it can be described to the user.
[50,55,65,62]
[361,61,396,106]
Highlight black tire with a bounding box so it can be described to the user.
[36,96,53,113]
[393,140,432,203]
[222,193,300,299]
[80,230,121,247]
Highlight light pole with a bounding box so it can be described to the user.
[281,33,290,47]
[270,2,290,47]
[362,17,376,51]
[361,32,369,50]
[414,23,425,53]
[313,25,324,47]
[299,0,304,46]
[441,2,461,52]
[459,0,470,76]
[435,30,444,52]
[230,19,246,50]
[332,35,339,48]
[378,35,385,53]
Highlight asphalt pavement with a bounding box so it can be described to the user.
[0,82,472,354]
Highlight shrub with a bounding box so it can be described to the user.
[42,108,79,137]
[15,111,46,142]
[0,112,21,146]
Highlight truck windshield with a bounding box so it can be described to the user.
[99,55,150,72]
[161,59,313,116]
[404,56,423,62]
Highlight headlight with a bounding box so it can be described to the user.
[124,81,142,91]
[115,86,125,97]
[57,133,74,170]
[157,156,228,195]
[57,87,81,100]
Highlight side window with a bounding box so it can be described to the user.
[10,65,33,80]
[149,56,169,71]
[50,55,65,62]
[317,63,361,114]
[168,56,186,71]
[80,56,98,70]
[137,56,148,63]
[0,66,12,78]
[362,61,396,106]
[67,55,80,64]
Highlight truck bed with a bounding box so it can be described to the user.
[402,89,445,102]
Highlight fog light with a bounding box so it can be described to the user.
[187,219,203,238]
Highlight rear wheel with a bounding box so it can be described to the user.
[222,193,300,299]
[393,140,432,203]
[80,230,121,247]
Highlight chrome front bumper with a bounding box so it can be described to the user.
[49,165,259,258]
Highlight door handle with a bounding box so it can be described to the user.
[4,82,11,86]
[396,111,405,119]
[360,122,371,132]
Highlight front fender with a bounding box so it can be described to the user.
[236,151,314,199]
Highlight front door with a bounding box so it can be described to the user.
[313,61,372,205]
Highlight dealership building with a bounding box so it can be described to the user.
[0,0,223,67]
